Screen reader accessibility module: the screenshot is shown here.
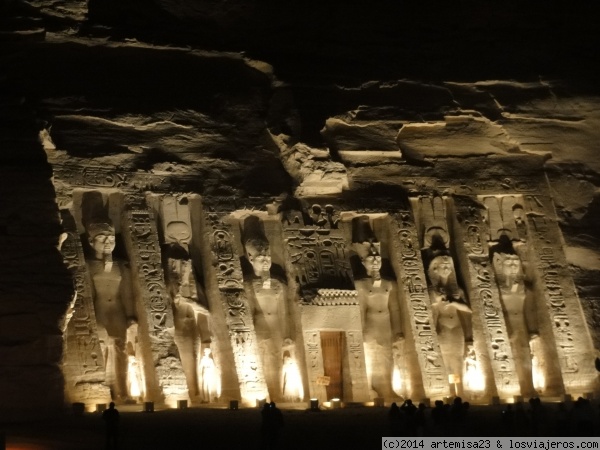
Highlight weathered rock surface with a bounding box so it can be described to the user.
[1,0,600,420]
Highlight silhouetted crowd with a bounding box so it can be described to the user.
[389,396,599,437]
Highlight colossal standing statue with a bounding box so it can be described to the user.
[416,196,472,397]
[85,220,140,401]
[491,235,538,397]
[242,215,297,401]
[351,215,403,399]
[163,241,210,401]
[426,246,472,397]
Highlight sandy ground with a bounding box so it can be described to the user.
[1,402,599,450]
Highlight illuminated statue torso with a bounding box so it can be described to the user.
[88,261,129,338]
[428,255,472,392]
[244,236,291,401]
[164,243,211,402]
[492,249,537,396]
[353,243,402,399]
[85,223,138,401]
[250,277,286,344]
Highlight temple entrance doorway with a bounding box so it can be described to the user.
[320,331,344,400]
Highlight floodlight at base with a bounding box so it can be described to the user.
[96,403,107,412]
[229,400,239,410]
[310,398,319,411]
[331,398,341,409]
[562,394,572,403]
[256,398,267,408]
[144,401,154,412]
[374,397,385,407]
[177,399,188,409]
[513,395,523,404]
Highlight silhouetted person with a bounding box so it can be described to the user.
[401,399,417,436]
[556,402,569,437]
[432,400,447,436]
[573,397,594,437]
[529,397,547,436]
[415,403,427,436]
[102,402,119,449]
[261,402,284,449]
[388,402,403,435]
[501,404,515,435]
[514,402,529,436]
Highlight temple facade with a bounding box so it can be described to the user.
[50,155,598,407]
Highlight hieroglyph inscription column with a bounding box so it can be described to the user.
[389,210,450,398]
[123,209,188,402]
[61,216,111,404]
[452,197,520,398]
[523,194,597,393]
[302,330,327,400]
[206,212,268,403]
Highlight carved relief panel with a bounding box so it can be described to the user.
[60,210,111,405]
[519,194,596,394]
[281,202,353,301]
[388,208,450,399]
[452,196,520,398]
[149,193,213,402]
[204,211,268,402]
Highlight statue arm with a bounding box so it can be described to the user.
[280,287,291,341]
[355,281,368,330]
[431,300,440,333]
[388,281,404,338]
[120,264,137,321]
[524,292,539,335]
[450,300,472,314]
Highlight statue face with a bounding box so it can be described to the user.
[362,254,382,277]
[90,232,116,258]
[246,242,272,276]
[499,253,521,277]
[429,255,454,279]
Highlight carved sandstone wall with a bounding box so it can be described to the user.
[1,0,600,420]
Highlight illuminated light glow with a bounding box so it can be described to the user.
[363,346,374,393]
[199,348,222,403]
[464,364,486,392]
[165,398,179,409]
[392,365,403,397]
[281,356,304,401]
[532,366,545,392]
[127,355,144,399]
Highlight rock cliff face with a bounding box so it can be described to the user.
[1,0,600,420]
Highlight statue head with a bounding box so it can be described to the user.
[491,235,523,283]
[353,241,382,278]
[245,238,272,277]
[493,253,522,279]
[165,243,196,300]
[87,222,116,260]
[351,215,382,278]
[428,255,455,281]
